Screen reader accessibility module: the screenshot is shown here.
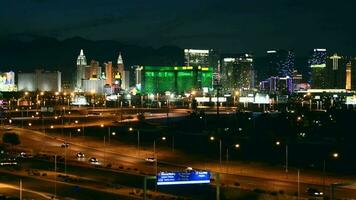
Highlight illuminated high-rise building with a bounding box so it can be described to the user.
[259,76,293,94]
[236,53,255,89]
[346,61,352,90]
[266,49,295,77]
[184,49,214,89]
[184,49,210,67]
[18,70,61,92]
[329,53,342,88]
[351,58,356,90]
[85,60,101,80]
[309,49,327,89]
[105,61,113,85]
[112,52,130,92]
[327,53,345,88]
[76,49,87,91]
[221,53,254,90]
[136,66,213,94]
[117,53,124,72]
[221,58,237,90]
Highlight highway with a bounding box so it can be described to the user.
[2,125,356,199]
[2,108,356,199]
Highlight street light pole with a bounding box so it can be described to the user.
[297,169,300,200]
[19,179,22,200]
[153,139,158,176]
[286,144,289,176]
[103,136,106,166]
[108,127,111,145]
[219,139,222,171]
[64,143,67,175]
[137,130,140,156]
[226,148,229,173]
[54,155,57,199]
[172,135,175,152]
[323,159,326,193]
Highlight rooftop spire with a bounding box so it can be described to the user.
[77,49,87,66]
[117,52,123,65]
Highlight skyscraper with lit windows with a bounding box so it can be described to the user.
[76,49,87,91]
[309,49,327,89]
[266,49,295,77]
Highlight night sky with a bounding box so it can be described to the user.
[1,0,356,55]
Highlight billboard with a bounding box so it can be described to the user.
[254,93,271,104]
[71,96,89,105]
[0,71,16,91]
[157,171,211,185]
[345,96,356,105]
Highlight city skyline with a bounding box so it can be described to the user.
[2,1,356,199]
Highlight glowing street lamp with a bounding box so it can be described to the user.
[28,123,32,127]
[210,136,215,141]
[50,125,54,129]
[235,144,240,148]
[100,124,104,128]
[129,127,141,155]
[332,152,339,158]
[162,136,166,141]
[275,140,288,174]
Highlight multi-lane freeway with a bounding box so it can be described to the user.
[1,108,356,199]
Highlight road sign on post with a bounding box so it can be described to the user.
[143,176,156,200]
[156,171,211,185]
[216,172,220,200]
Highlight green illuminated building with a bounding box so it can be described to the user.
[138,66,213,94]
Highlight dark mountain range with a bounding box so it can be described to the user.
[0,37,184,81]
[0,37,310,83]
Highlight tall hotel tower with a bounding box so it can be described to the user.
[76,49,87,91]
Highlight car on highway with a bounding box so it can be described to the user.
[18,152,32,158]
[19,152,27,157]
[61,142,70,148]
[306,187,324,197]
[186,167,194,172]
[89,157,99,165]
[76,152,85,159]
[145,157,156,163]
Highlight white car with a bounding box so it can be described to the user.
[61,142,69,148]
[145,157,156,163]
[19,152,27,158]
[186,167,194,172]
[89,157,99,164]
[76,152,85,159]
